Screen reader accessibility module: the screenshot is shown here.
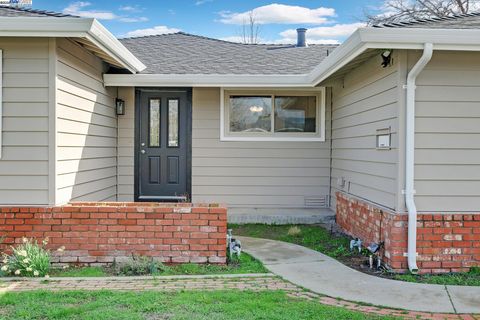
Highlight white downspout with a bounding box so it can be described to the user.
[405,43,433,273]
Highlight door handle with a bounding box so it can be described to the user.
[140,149,146,154]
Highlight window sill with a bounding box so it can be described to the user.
[220,136,326,142]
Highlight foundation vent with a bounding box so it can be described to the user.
[304,196,327,208]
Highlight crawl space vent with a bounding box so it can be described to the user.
[304,196,327,208]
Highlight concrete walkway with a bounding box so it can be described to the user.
[239,236,480,314]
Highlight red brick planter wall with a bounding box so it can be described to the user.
[0,202,227,265]
[336,192,480,274]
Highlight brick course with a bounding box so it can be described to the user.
[336,192,480,274]
[0,202,227,265]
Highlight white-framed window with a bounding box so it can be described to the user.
[220,88,325,142]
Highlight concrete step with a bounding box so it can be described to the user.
[228,207,335,225]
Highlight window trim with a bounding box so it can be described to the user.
[220,87,326,142]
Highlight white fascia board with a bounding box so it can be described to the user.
[88,20,146,73]
[307,30,366,86]
[0,17,91,37]
[103,73,311,87]
[309,27,480,86]
[0,17,145,73]
[358,27,480,47]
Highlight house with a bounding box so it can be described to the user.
[0,6,479,273]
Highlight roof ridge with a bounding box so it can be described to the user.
[121,31,339,47]
[122,31,255,45]
[0,5,78,18]
[373,11,480,28]
[176,32,339,46]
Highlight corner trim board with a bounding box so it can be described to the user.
[48,38,57,206]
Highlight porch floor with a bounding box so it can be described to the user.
[228,207,335,225]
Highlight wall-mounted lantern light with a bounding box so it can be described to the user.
[116,98,125,115]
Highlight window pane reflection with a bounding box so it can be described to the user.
[149,99,160,147]
[274,96,316,133]
[229,96,272,133]
[168,99,179,147]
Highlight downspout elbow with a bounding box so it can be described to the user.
[405,43,433,274]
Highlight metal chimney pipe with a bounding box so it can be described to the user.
[296,28,307,47]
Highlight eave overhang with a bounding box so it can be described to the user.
[103,27,480,87]
[0,17,146,73]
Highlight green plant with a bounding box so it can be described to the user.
[330,245,352,258]
[114,255,167,276]
[470,267,480,275]
[360,248,371,257]
[51,253,267,277]
[1,237,60,277]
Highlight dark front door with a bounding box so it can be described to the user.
[136,89,191,201]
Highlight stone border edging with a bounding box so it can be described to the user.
[0,273,275,282]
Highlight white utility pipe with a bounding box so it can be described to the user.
[405,43,433,273]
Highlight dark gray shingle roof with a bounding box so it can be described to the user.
[373,12,480,29]
[0,6,77,18]
[120,32,338,75]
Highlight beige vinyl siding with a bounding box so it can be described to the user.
[192,87,331,208]
[55,38,117,204]
[330,53,400,210]
[413,50,480,212]
[0,38,50,205]
[117,87,135,201]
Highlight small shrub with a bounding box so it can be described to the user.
[1,237,62,277]
[114,255,167,276]
[469,267,480,275]
[287,226,302,237]
[330,245,351,258]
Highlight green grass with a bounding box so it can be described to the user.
[231,224,354,259]
[394,267,480,286]
[50,267,107,277]
[160,253,268,275]
[49,253,268,278]
[0,290,397,320]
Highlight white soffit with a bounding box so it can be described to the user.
[0,17,146,73]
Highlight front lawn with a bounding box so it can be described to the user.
[0,290,396,319]
[49,253,268,277]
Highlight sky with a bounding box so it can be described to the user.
[31,0,386,44]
